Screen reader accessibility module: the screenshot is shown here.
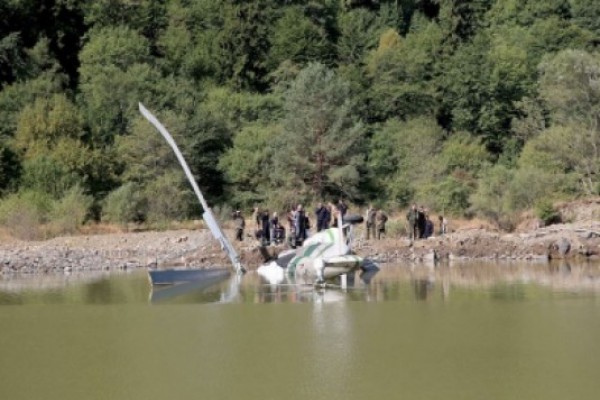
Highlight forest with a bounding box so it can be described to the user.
[0,0,599,237]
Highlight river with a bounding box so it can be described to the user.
[1,261,599,400]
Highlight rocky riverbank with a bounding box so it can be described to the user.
[0,230,216,275]
[1,220,599,277]
[357,221,600,265]
[1,199,600,276]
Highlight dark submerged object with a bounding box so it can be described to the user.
[148,268,231,285]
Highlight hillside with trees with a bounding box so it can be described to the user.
[0,0,599,237]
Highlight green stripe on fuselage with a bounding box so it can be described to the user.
[287,243,334,275]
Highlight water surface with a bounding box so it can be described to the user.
[1,262,599,400]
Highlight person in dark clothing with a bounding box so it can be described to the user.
[269,212,285,245]
[424,215,434,238]
[260,209,270,245]
[294,204,307,246]
[273,223,285,244]
[233,211,245,241]
[406,204,418,240]
[315,202,330,232]
[269,212,279,243]
[252,206,261,230]
[417,206,426,239]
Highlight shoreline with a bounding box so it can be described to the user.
[1,220,599,277]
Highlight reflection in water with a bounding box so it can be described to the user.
[413,278,435,301]
[144,260,600,305]
[1,260,600,306]
[149,273,231,303]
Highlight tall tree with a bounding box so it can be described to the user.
[270,63,365,202]
[216,0,278,90]
[535,49,600,194]
[269,7,334,70]
[78,25,158,146]
[366,21,441,122]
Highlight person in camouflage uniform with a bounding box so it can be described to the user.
[406,204,418,240]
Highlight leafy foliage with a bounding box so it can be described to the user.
[270,63,365,203]
[102,182,145,225]
[1,0,600,235]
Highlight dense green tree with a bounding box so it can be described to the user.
[271,63,365,202]
[215,1,279,90]
[440,29,535,152]
[13,94,83,157]
[470,163,514,221]
[82,0,167,46]
[368,116,443,206]
[0,143,21,193]
[269,7,334,70]
[437,0,495,51]
[0,33,27,85]
[537,49,600,194]
[2,0,600,230]
[218,123,280,208]
[11,94,108,198]
[571,0,600,36]
[78,25,159,146]
[0,0,86,86]
[144,170,193,223]
[420,132,490,212]
[337,8,382,65]
[116,112,183,185]
[487,0,571,26]
[366,20,441,122]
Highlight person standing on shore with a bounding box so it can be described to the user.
[294,204,307,246]
[233,211,245,241]
[252,206,261,230]
[417,206,426,239]
[376,208,388,240]
[365,204,376,240]
[424,214,434,238]
[439,215,448,236]
[406,204,418,240]
[260,209,270,245]
[315,202,330,232]
[270,211,279,243]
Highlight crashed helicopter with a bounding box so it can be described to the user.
[257,214,365,284]
[139,103,367,287]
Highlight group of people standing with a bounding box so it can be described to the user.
[232,201,443,246]
[406,204,447,241]
[232,199,352,247]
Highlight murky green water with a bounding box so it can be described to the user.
[1,262,600,400]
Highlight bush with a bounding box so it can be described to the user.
[102,182,145,225]
[422,173,475,215]
[49,185,93,235]
[0,190,53,239]
[144,172,193,223]
[21,156,81,198]
[385,219,407,239]
[535,199,561,226]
